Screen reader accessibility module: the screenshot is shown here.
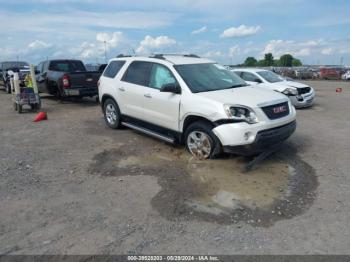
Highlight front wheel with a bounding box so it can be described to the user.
[103,99,121,129]
[184,121,222,159]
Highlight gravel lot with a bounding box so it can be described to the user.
[0,80,349,255]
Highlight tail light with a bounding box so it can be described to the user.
[62,74,70,88]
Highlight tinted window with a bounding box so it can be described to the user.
[241,72,258,82]
[174,63,247,93]
[122,61,153,86]
[49,61,86,72]
[103,61,125,78]
[257,71,284,83]
[149,64,177,89]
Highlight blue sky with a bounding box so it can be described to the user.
[0,0,349,65]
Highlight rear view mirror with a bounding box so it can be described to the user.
[160,83,181,94]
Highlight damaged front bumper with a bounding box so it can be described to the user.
[220,120,296,156]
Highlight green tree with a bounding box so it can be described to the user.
[244,57,257,67]
[292,58,302,67]
[257,59,266,66]
[279,54,294,67]
[264,53,274,66]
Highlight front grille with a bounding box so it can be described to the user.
[261,102,290,120]
[298,87,311,95]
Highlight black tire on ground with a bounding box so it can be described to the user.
[103,98,121,129]
[184,121,222,159]
[18,105,22,114]
[14,103,18,111]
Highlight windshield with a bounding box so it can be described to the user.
[257,71,284,83]
[2,61,29,70]
[174,63,248,93]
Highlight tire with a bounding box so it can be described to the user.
[18,105,23,114]
[14,103,18,111]
[103,98,121,129]
[184,121,222,159]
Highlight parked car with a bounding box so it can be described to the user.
[232,68,315,108]
[35,59,101,99]
[0,61,30,93]
[341,71,350,80]
[319,68,340,80]
[99,54,296,159]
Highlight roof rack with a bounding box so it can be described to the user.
[150,53,201,59]
[116,54,132,58]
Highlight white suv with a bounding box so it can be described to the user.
[99,55,296,159]
[232,68,315,108]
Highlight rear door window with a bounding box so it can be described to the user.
[121,61,153,86]
[149,64,177,90]
[241,72,258,82]
[103,61,126,78]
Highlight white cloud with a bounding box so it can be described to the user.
[192,26,207,35]
[28,40,51,50]
[229,45,240,57]
[262,40,314,57]
[321,48,333,55]
[136,35,176,54]
[220,25,260,38]
[96,32,123,49]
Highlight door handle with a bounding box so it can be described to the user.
[144,94,152,98]
[119,87,125,91]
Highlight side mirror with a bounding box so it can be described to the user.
[254,78,262,83]
[160,83,181,94]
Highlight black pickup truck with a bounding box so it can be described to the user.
[35,59,101,99]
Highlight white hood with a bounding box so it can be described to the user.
[281,80,309,89]
[197,86,288,108]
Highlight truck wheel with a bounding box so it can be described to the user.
[184,121,222,159]
[103,99,121,129]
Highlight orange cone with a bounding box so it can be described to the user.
[34,111,48,122]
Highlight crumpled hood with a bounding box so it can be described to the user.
[197,86,288,108]
[281,80,309,89]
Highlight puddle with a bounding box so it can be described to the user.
[89,145,318,227]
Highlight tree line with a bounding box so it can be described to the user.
[242,53,302,67]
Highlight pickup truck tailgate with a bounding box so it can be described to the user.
[68,72,100,89]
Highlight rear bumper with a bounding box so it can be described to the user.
[222,120,296,156]
[64,87,98,97]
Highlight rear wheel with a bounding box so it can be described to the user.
[103,99,121,129]
[184,121,222,159]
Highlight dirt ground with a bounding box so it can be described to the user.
[0,80,349,255]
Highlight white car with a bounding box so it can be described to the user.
[341,71,350,80]
[232,68,315,108]
[99,55,296,159]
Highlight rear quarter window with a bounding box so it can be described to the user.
[103,61,126,78]
[121,61,153,86]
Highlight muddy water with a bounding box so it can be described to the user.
[90,146,318,227]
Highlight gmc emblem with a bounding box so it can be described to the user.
[273,105,287,114]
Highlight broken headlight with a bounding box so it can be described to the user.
[282,88,298,96]
[224,105,258,124]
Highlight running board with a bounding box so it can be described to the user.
[121,122,175,144]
